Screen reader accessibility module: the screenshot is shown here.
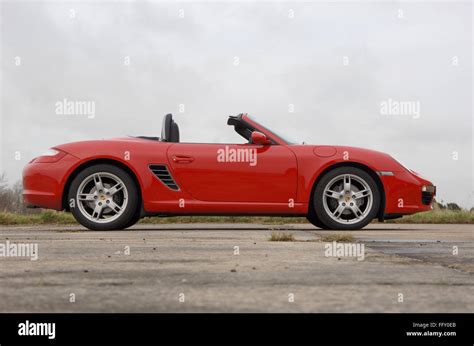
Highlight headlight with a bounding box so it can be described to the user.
[422,185,435,193]
[32,148,67,163]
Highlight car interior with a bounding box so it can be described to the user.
[136,113,262,144]
[135,113,180,142]
[160,113,180,143]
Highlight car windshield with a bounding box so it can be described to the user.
[247,114,298,144]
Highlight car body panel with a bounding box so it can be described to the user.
[23,153,81,210]
[167,143,298,203]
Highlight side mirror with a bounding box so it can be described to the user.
[251,131,271,145]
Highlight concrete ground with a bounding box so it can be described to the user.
[0,223,472,312]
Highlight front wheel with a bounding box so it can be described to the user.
[306,209,329,229]
[68,164,140,231]
[312,167,380,230]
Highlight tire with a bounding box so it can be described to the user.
[123,211,142,229]
[312,166,380,230]
[68,164,140,231]
[306,209,329,229]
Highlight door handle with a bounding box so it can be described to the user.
[172,154,195,163]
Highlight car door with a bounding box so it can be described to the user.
[166,143,297,203]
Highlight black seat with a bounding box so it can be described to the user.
[161,113,180,143]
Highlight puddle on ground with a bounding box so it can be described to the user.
[359,238,446,243]
[371,247,450,254]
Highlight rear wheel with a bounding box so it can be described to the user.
[312,167,380,230]
[68,164,140,231]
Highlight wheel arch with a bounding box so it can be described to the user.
[62,158,143,211]
[308,161,386,221]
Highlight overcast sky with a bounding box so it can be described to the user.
[1,1,472,207]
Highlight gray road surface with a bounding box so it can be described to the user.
[0,223,472,312]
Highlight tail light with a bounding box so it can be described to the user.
[32,149,67,163]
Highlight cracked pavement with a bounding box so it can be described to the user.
[0,223,472,312]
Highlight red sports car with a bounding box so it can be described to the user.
[23,113,436,230]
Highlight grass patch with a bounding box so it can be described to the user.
[320,234,355,243]
[0,213,308,226]
[385,210,474,224]
[269,232,295,242]
[0,209,473,226]
[0,211,76,225]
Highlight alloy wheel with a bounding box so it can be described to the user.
[322,174,373,225]
[76,172,129,224]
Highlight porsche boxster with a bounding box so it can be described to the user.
[23,113,436,230]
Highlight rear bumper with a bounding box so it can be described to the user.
[23,154,80,210]
[381,170,435,215]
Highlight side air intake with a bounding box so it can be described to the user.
[149,164,180,191]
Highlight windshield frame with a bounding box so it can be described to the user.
[243,114,297,145]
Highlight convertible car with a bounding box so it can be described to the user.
[23,113,436,230]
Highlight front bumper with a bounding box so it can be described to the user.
[421,185,436,205]
[380,170,436,215]
[23,154,80,210]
